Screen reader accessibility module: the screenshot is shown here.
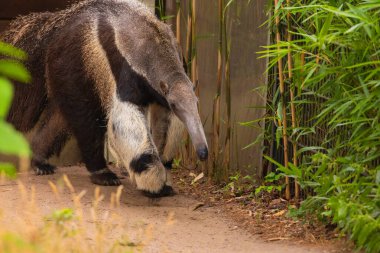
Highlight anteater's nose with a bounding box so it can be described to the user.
[196,146,208,161]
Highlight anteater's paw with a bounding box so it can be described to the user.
[142,185,176,198]
[35,163,56,175]
[90,169,121,186]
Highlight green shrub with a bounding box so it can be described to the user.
[262,1,380,252]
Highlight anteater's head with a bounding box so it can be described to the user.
[160,78,208,161]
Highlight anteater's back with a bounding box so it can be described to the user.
[1,0,156,132]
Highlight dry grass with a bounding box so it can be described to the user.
[0,175,151,253]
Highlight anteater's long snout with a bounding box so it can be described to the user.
[166,81,208,161]
[182,113,208,161]
[170,100,208,161]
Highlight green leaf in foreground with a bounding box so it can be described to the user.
[0,41,27,60]
[0,121,30,157]
[0,77,14,118]
[0,162,17,179]
[0,60,31,83]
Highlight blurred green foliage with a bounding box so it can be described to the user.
[0,41,31,178]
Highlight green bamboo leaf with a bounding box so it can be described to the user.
[0,77,13,118]
[160,15,175,21]
[296,146,325,156]
[0,121,30,157]
[276,126,282,149]
[346,60,380,69]
[357,221,377,247]
[224,0,235,16]
[274,0,285,12]
[345,22,364,34]
[319,12,333,38]
[276,102,283,122]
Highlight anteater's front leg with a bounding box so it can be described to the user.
[148,104,185,188]
[108,100,174,197]
[149,104,185,168]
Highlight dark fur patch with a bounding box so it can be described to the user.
[46,16,109,173]
[47,131,70,158]
[97,19,170,108]
[3,13,53,132]
[130,153,156,174]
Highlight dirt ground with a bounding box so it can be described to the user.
[0,166,352,253]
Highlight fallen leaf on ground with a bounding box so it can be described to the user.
[191,172,204,185]
[273,210,287,217]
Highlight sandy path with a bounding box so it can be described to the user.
[0,166,333,253]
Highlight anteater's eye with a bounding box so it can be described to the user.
[170,103,176,109]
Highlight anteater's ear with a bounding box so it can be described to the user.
[160,81,169,95]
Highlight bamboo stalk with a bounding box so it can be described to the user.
[176,1,181,44]
[275,0,290,200]
[300,52,305,91]
[182,1,193,166]
[171,0,185,166]
[223,4,231,180]
[211,0,224,179]
[191,0,197,86]
[191,0,200,107]
[286,0,299,201]
[185,7,192,65]
[189,0,197,162]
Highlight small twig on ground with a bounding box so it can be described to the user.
[192,202,205,211]
[265,237,289,242]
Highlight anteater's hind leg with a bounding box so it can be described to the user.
[108,100,174,197]
[30,103,70,175]
[149,104,185,187]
